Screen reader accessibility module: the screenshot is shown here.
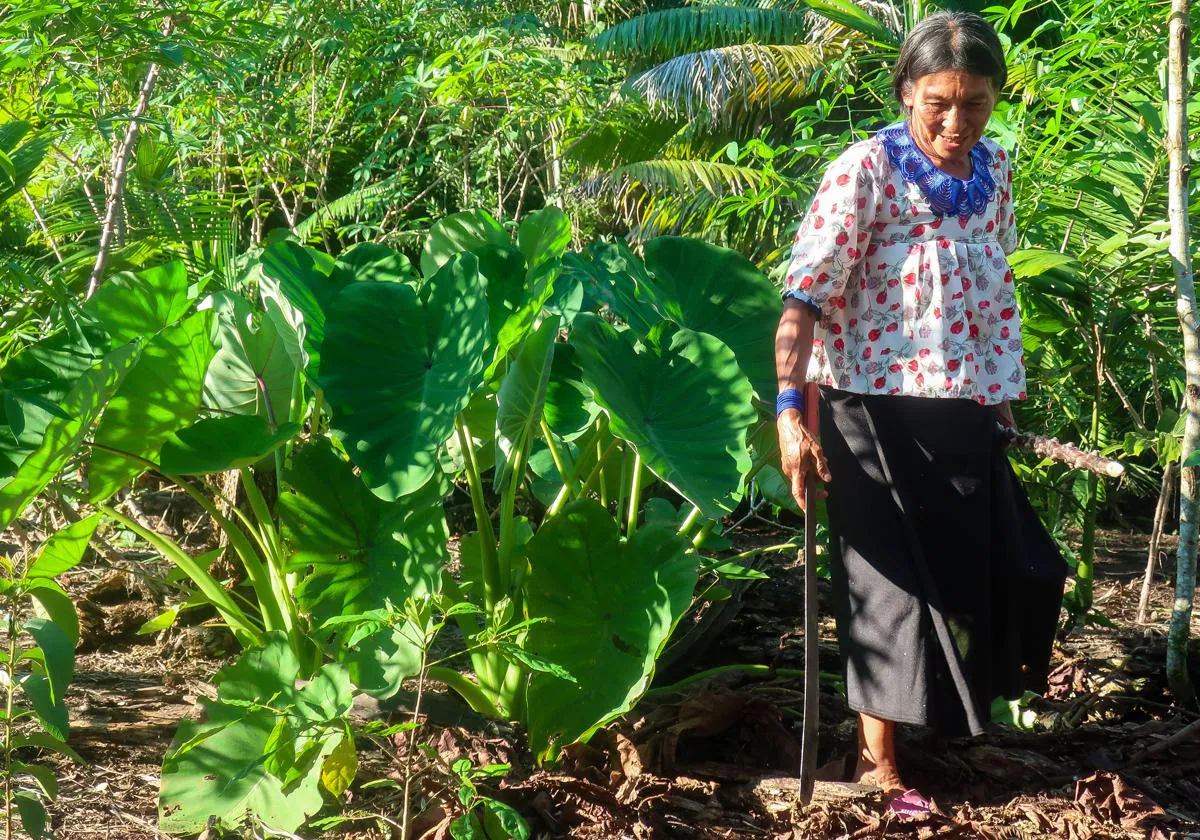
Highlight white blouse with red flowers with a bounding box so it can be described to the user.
[783,125,1024,405]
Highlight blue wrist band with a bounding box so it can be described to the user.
[776,388,805,417]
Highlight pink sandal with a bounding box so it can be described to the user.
[886,788,933,819]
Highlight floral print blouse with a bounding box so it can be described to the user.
[783,122,1025,405]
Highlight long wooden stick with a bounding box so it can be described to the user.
[997,425,1125,478]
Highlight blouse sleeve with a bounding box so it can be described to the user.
[782,148,880,316]
[995,147,1018,256]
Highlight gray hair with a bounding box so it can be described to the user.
[892,12,1007,108]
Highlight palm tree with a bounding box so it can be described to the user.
[573,0,903,258]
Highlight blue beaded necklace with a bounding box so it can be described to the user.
[877,121,995,219]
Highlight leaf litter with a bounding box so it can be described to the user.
[27,516,1200,838]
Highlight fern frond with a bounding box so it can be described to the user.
[293,176,404,242]
[629,43,825,123]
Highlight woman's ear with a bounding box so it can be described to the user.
[900,82,914,112]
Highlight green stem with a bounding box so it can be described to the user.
[539,420,568,483]
[174,480,287,634]
[676,505,702,538]
[426,666,503,718]
[576,436,621,502]
[546,418,604,516]
[596,431,609,508]
[625,450,642,538]
[99,505,262,643]
[455,417,500,613]
[692,519,717,549]
[712,542,799,565]
[439,572,493,683]
[4,593,16,840]
[238,468,310,667]
[455,416,502,692]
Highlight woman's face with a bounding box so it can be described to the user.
[902,69,996,171]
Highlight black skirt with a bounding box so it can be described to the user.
[819,388,1066,737]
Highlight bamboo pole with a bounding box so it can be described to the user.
[1166,0,1197,709]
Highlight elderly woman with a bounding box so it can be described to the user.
[775,12,1065,795]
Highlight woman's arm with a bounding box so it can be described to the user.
[776,299,830,509]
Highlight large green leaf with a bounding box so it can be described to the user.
[88,312,216,501]
[84,261,191,343]
[159,634,350,834]
[495,318,558,489]
[203,291,298,425]
[0,344,140,531]
[281,440,447,696]
[420,209,508,279]
[320,253,490,500]
[570,316,754,518]
[28,513,102,579]
[24,617,74,705]
[260,241,349,381]
[523,500,695,760]
[158,415,299,475]
[517,207,572,271]
[543,343,599,442]
[561,241,665,335]
[336,242,414,284]
[476,244,557,379]
[0,317,111,476]
[591,7,812,61]
[642,236,780,401]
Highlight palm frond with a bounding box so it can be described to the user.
[591,7,811,61]
[567,108,688,170]
[584,158,774,202]
[629,43,825,123]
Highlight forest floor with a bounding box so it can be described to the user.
[41,513,1200,839]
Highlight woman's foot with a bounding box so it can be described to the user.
[855,713,906,792]
[853,754,906,793]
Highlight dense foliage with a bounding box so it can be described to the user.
[0,0,1197,835]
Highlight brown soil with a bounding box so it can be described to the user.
[37,525,1200,839]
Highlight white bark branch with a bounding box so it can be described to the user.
[85,44,167,299]
[1166,0,1198,709]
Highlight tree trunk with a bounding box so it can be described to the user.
[85,25,171,299]
[1166,0,1197,709]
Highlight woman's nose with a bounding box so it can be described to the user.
[942,107,963,132]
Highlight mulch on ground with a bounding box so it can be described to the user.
[38,521,1200,839]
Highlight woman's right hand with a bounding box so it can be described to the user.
[777,409,831,511]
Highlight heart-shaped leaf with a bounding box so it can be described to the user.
[280,440,447,696]
[88,311,216,501]
[642,236,781,400]
[523,500,695,761]
[158,415,299,475]
[420,209,508,279]
[320,253,490,500]
[570,315,755,518]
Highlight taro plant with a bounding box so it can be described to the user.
[157,632,356,836]
[0,515,95,840]
[269,206,785,762]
